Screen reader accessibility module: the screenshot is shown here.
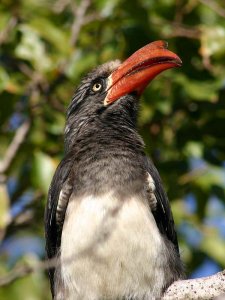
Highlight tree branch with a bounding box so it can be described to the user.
[0,120,30,174]
[199,0,225,19]
[167,22,201,39]
[70,0,91,46]
[0,264,34,286]
[53,0,70,13]
[163,270,225,299]
[0,17,17,45]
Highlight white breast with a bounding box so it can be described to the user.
[58,192,170,300]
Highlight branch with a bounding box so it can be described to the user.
[70,0,91,46]
[0,17,17,45]
[83,12,102,25]
[167,22,201,39]
[163,270,225,299]
[0,264,34,286]
[199,0,225,18]
[0,254,60,286]
[9,192,43,227]
[53,0,70,13]
[178,165,208,185]
[0,120,30,174]
[0,120,31,242]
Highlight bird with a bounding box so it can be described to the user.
[45,40,185,300]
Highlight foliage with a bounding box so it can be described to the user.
[0,0,225,298]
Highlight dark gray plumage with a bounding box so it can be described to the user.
[45,58,184,300]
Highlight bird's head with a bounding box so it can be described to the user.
[65,41,181,150]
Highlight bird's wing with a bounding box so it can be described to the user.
[143,156,179,253]
[44,152,74,295]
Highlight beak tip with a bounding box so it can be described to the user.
[177,57,183,67]
[161,40,182,67]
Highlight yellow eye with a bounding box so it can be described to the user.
[92,82,102,92]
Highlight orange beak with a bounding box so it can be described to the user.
[105,41,182,105]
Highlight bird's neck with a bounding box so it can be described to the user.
[65,108,146,196]
[70,118,145,163]
[65,97,143,153]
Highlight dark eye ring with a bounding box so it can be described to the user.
[92,82,102,93]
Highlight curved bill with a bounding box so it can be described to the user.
[105,41,182,105]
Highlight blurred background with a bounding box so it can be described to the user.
[0,0,225,299]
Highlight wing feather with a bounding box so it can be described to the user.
[143,156,179,253]
[44,152,75,295]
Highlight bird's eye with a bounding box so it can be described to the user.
[92,82,103,93]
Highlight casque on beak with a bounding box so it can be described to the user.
[104,41,182,105]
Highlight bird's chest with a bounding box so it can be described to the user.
[58,193,168,300]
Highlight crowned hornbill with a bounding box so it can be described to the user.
[45,41,184,300]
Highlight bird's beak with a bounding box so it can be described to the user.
[105,41,182,105]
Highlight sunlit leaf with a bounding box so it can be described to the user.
[15,25,52,72]
[201,25,225,57]
[32,151,58,194]
[201,232,225,267]
[0,184,10,232]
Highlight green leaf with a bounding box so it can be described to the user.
[195,165,225,191]
[0,184,10,231]
[174,74,221,102]
[0,67,9,92]
[15,25,52,72]
[201,232,225,266]
[32,151,58,194]
[30,18,71,55]
[201,25,225,57]
[184,142,203,158]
